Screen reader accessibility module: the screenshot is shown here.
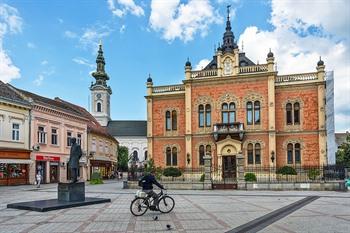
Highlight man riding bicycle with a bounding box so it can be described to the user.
[139,170,165,210]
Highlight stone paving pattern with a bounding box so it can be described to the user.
[0,181,349,233]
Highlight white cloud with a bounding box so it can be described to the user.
[72,57,94,68]
[65,25,112,52]
[27,42,36,49]
[41,60,48,65]
[33,74,44,86]
[149,0,222,42]
[237,0,350,132]
[120,24,126,33]
[0,3,22,83]
[194,59,210,70]
[0,47,20,82]
[79,25,112,51]
[64,30,78,39]
[107,0,144,18]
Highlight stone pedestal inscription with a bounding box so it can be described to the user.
[58,182,85,202]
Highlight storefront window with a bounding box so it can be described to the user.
[0,163,7,178]
[0,163,28,182]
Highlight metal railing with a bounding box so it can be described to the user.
[244,165,345,183]
[127,167,205,182]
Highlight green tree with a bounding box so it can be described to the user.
[117,146,129,172]
[336,134,350,167]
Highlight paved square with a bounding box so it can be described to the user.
[0,181,349,233]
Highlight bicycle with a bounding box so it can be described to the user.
[130,189,175,216]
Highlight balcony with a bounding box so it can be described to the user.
[213,122,244,141]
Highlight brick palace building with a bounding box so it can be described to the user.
[145,10,328,177]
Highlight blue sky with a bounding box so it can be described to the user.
[1,0,349,132]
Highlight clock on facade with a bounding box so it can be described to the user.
[96,93,102,99]
[224,59,233,75]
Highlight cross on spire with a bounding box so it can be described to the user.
[227,5,231,20]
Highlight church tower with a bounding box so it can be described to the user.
[90,41,112,126]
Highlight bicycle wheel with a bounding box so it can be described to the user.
[157,196,175,213]
[130,197,149,216]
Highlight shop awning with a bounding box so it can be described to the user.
[0,159,33,164]
[92,156,113,162]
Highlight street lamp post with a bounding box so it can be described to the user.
[270,151,275,183]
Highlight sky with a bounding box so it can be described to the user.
[0,0,349,132]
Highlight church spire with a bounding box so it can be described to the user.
[91,41,110,87]
[221,5,238,53]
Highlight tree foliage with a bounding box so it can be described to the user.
[117,146,129,172]
[336,134,350,167]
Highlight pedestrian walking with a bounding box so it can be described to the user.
[36,172,42,188]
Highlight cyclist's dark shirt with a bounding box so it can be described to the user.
[140,174,164,190]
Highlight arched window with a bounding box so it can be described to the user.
[255,143,261,164]
[229,102,236,123]
[97,102,102,112]
[295,143,301,164]
[132,150,139,162]
[165,111,171,131]
[198,105,204,127]
[294,102,300,124]
[205,104,211,127]
[199,145,205,166]
[287,143,293,164]
[144,151,148,161]
[247,143,253,165]
[286,103,292,125]
[172,147,178,166]
[172,110,177,130]
[222,103,229,123]
[254,101,261,124]
[166,147,171,166]
[206,145,211,155]
[247,102,253,125]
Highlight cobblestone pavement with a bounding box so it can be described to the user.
[0,181,349,233]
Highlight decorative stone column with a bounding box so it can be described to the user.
[203,152,212,190]
[236,152,245,189]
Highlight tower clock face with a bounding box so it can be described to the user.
[96,93,102,99]
[224,59,233,75]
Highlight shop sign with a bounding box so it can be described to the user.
[36,155,60,162]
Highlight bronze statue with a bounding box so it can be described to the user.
[68,137,82,183]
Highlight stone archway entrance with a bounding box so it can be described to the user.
[212,136,242,189]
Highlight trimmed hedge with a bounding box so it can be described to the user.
[163,167,182,177]
[244,173,257,182]
[199,173,205,182]
[90,172,103,185]
[308,168,320,180]
[276,166,297,175]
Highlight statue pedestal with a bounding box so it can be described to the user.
[7,181,110,212]
[58,182,85,202]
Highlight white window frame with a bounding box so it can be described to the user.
[77,133,82,146]
[37,126,47,144]
[91,139,96,152]
[51,128,58,145]
[67,131,72,147]
[12,123,20,141]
